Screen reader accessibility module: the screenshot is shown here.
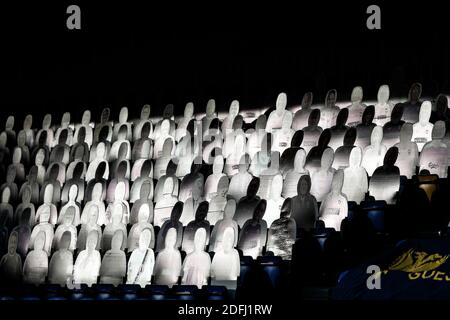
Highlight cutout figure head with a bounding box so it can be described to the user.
[224,199,236,219]
[297,174,312,196]
[432,121,446,140]
[351,86,363,104]
[119,107,128,123]
[349,146,362,168]
[276,92,287,113]
[370,126,383,146]
[384,147,399,167]
[400,123,414,143]
[362,106,375,125]
[247,177,260,198]
[377,85,390,104]
[280,198,292,219]
[308,109,321,127]
[408,83,422,102]
[419,101,432,124]
[195,201,209,221]
[193,228,207,252]
[164,228,177,250]
[86,230,98,252]
[302,92,313,109]
[253,199,267,221]
[171,202,183,223]
[325,89,337,108]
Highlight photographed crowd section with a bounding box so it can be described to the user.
[0,83,449,300]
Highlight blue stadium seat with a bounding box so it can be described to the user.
[42,284,68,300]
[361,200,387,233]
[70,284,95,300]
[19,284,41,300]
[172,285,198,300]
[118,284,141,300]
[93,283,119,300]
[238,255,254,288]
[203,285,228,301]
[142,285,170,300]
[256,256,283,289]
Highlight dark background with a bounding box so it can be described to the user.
[1,1,449,125]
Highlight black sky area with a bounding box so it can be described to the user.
[1,1,449,124]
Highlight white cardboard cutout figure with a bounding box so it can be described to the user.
[81,183,107,226]
[182,202,210,254]
[247,115,267,159]
[394,123,419,179]
[210,199,239,252]
[179,177,203,226]
[113,107,132,141]
[282,149,309,198]
[175,102,194,142]
[73,230,101,286]
[272,112,294,155]
[267,92,291,132]
[419,120,448,178]
[412,101,434,152]
[292,92,314,130]
[204,155,226,201]
[202,99,217,133]
[156,202,183,252]
[154,138,173,180]
[221,100,240,133]
[86,142,110,182]
[77,206,102,251]
[57,184,81,226]
[48,231,74,285]
[402,83,423,124]
[126,229,155,287]
[53,206,77,251]
[355,105,376,152]
[302,109,323,155]
[181,228,211,289]
[30,208,54,256]
[228,154,253,201]
[35,184,58,226]
[346,86,366,127]
[99,230,127,285]
[234,178,261,228]
[267,199,297,260]
[154,177,178,227]
[238,200,268,259]
[263,175,285,227]
[310,148,336,202]
[382,103,404,150]
[328,108,349,151]
[207,176,229,225]
[102,204,127,251]
[0,231,23,285]
[373,85,393,126]
[319,89,340,129]
[333,127,357,170]
[369,147,400,204]
[342,147,368,203]
[128,205,155,251]
[224,133,247,177]
[361,126,387,176]
[319,170,348,231]
[211,227,240,281]
[23,231,48,285]
[153,228,182,286]
[133,104,153,141]
[291,175,318,232]
[105,181,130,225]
